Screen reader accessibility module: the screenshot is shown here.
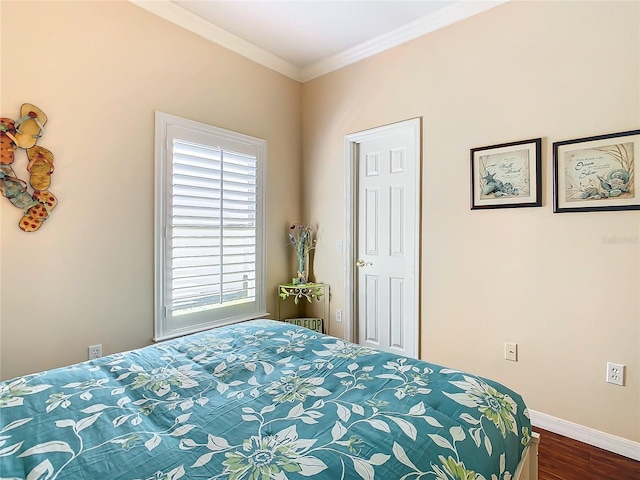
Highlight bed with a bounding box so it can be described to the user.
[0,319,538,480]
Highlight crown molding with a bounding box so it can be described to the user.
[129,0,508,84]
[128,0,302,81]
[300,0,508,82]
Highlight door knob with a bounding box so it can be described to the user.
[356,259,372,267]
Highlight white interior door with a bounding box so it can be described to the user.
[348,119,420,358]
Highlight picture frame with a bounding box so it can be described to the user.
[471,138,542,209]
[553,129,640,213]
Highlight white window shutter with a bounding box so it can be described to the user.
[154,112,266,340]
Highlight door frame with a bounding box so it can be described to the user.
[343,118,422,347]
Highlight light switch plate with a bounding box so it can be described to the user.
[504,342,517,361]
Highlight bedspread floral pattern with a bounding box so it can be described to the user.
[0,320,531,480]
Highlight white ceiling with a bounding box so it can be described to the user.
[130,0,507,82]
[172,1,456,67]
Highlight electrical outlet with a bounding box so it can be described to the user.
[88,344,102,360]
[606,362,625,386]
[336,309,342,323]
[504,342,517,362]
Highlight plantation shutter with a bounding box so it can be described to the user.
[155,113,267,340]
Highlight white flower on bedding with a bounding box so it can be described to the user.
[184,336,234,354]
[135,465,185,480]
[222,426,327,479]
[131,365,201,397]
[433,455,486,480]
[0,378,51,408]
[315,340,379,360]
[242,329,276,346]
[444,376,518,437]
[275,336,313,354]
[265,374,331,403]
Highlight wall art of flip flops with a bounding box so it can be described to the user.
[1,103,57,232]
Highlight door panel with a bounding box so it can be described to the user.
[389,277,405,349]
[364,274,380,346]
[390,185,405,256]
[365,188,379,255]
[356,121,419,358]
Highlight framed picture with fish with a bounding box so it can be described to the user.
[471,137,542,209]
[553,129,640,213]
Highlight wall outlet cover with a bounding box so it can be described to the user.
[606,362,625,386]
[88,344,102,360]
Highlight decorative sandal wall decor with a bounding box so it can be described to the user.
[0,103,57,232]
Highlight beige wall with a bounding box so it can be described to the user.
[0,1,302,379]
[302,1,640,442]
[1,0,638,445]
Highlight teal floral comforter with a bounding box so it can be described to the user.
[0,320,531,480]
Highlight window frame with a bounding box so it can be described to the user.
[154,111,267,341]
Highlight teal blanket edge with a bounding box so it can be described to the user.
[0,319,532,480]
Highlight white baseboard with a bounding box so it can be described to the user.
[529,409,640,461]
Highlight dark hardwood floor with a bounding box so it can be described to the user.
[534,428,640,480]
